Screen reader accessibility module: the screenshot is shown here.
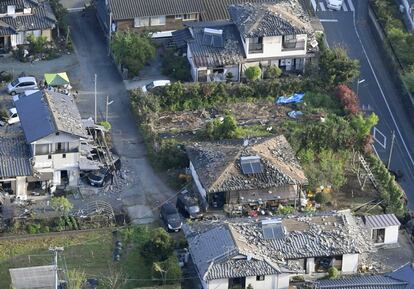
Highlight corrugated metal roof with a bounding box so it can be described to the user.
[315,275,408,289]
[365,214,401,229]
[0,130,32,178]
[387,263,414,289]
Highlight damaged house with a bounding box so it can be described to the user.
[0,90,87,199]
[173,2,317,81]
[185,135,307,209]
[184,210,374,289]
[0,0,56,52]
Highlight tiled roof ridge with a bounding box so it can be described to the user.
[209,147,243,191]
[42,90,58,134]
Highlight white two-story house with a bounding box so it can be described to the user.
[176,2,317,82]
[15,90,86,191]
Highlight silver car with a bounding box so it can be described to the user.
[7,77,38,95]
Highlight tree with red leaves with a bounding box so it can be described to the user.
[336,84,361,115]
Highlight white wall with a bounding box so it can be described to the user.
[342,254,359,274]
[306,257,315,274]
[190,161,207,200]
[208,278,229,289]
[15,176,27,200]
[384,226,399,244]
[244,34,307,60]
[33,152,79,170]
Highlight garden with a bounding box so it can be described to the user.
[130,40,408,217]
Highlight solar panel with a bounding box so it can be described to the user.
[262,222,286,240]
[241,156,264,174]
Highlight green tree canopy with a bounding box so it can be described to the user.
[245,66,262,81]
[111,31,156,76]
[319,47,360,87]
[141,228,174,261]
[50,196,73,215]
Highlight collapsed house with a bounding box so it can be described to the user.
[185,135,308,209]
[183,210,374,289]
[0,90,87,199]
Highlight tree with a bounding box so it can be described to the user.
[141,228,174,261]
[319,47,359,87]
[226,72,234,83]
[204,113,241,140]
[67,269,86,289]
[153,255,182,285]
[314,192,332,204]
[402,68,414,93]
[328,267,339,279]
[245,66,262,81]
[264,65,282,79]
[335,84,360,115]
[111,31,156,76]
[27,34,48,53]
[350,113,379,142]
[50,196,73,215]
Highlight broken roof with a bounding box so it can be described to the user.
[228,2,313,38]
[186,21,245,67]
[185,211,374,281]
[186,135,307,194]
[0,127,32,178]
[15,90,86,143]
[0,1,56,36]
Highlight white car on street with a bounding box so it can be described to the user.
[327,0,343,10]
[141,80,171,92]
[7,108,19,125]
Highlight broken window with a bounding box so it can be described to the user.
[372,228,385,243]
[315,257,333,273]
[256,275,265,281]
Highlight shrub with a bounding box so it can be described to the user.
[203,113,241,140]
[245,66,262,81]
[328,267,339,279]
[50,196,73,215]
[264,65,282,79]
[314,192,332,204]
[402,68,414,93]
[26,223,41,234]
[335,84,360,115]
[226,72,234,83]
[27,34,48,54]
[161,49,191,81]
[141,228,175,262]
[99,121,112,131]
[152,140,188,170]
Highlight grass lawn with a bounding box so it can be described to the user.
[0,230,113,289]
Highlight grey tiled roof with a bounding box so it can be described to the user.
[229,2,311,38]
[0,1,56,36]
[315,275,408,289]
[186,22,245,67]
[364,214,401,229]
[386,263,414,289]
[107,0,204,20]
[0,129,32,178]
[185,211,374,281]
[15,90,86,143]
[171,27,193,49]
[186,135,307,194]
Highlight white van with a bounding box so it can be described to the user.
[7,77,38,95]
[327,0,344,10]
[141,80,171,92]
[7,108,19,125]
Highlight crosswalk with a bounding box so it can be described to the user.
[311,0,355,12]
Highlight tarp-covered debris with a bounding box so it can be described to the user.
[276,92,305,105]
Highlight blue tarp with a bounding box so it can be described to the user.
[276,92,305,105]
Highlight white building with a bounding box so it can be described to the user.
[184,211,374,289]
[364,214,401,245]
[174,2,317,82]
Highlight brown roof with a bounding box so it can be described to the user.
[186,135,307,194]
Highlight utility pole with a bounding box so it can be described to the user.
[105,96,114,122]
[49,247,64,289]
[94,74,97,123]
[108,11,113,56]
[387,130,395,170]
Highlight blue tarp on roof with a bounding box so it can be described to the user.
[276,92,305,105]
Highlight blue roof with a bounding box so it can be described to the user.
[315,275,408,289]
[387,263,414,289]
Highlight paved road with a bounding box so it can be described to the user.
[316,0,414,210]
[59,0,85,11]
[67,11,175,223]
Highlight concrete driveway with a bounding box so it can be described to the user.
[67,10,174,223]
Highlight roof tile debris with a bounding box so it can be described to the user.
[0,127,32,178]
[186,135,307,194]
[364,214,401,229]
[229,2,314,38]
[185,211,374,281]
[15,90,86,143]
[0,0,56,36]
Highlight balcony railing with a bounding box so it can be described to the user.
[282,40,305,51]
[248,43,263,53]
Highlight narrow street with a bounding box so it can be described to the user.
[67,10,174,223]
[316,0,414,210]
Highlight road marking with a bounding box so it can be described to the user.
[342,2,348,11]
[373,127,387,149]
[319,2,326,11]
[352,10,414,168]
[347,0,355,11]
[311,0,317,11]
[320,19,339,22]
[67,7,84,12]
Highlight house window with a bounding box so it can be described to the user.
[57,142,62,152]
[248,37,263,53]
[48,154,52,159]
[282,35,297,49]
[229,277,246,289]
[62,153,66,159]
[372,228,386,243]
[134,17,150,27]
[183,13,197,21]
[175,14,183,19]
[150,16,166,26]
[256,275,265,281]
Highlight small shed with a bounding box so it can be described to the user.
[364,214,401,245]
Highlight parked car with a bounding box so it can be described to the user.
[176,190,203,219]
[7,76,38,95]
[160,202,182,232]
[141,80,170,92]
[326,0,343,10]
[87,168,110,187]
[6,108,19,125]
